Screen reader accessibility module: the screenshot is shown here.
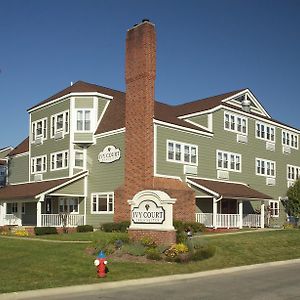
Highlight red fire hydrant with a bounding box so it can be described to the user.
[94,251,108,277]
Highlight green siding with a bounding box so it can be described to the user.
[98,97,109,119]
[188,115,208,128]
[8,154,29,184]
[51,178,85,195]
[74,133,93,142]
[0,148,12,159]
[75,97,94,108]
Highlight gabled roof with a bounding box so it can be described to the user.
[8,137,29,156]
[187,177,273,200]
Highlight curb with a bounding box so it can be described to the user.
[1,258,300,299]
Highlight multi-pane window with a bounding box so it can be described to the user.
[6,203,25,214]
[269,200,279,217]
[256,158,276,177]
[167,141,197,165]
[287,165,300,181]
[31,156,47,174]
[76,110,91,131]
[51,111,69,137]
[75,151,84,168]
[224,112,247,134]
[217,150,241,172]
[282,130,298,149]
[50,151,68,170]
[91,193,114,213]
[256,122,275,142]
[59,198,79,213]
[32,118,47,141]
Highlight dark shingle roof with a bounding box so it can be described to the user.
[8,137,29,156]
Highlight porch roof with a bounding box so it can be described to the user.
[0,171,87,201]
[187,177,273,200]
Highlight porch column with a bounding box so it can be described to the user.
[17,202,22,226]
[260,201,265,229]
[36,200,42,227]
[213,197,218,229]
[0,201,4,226]
[238,200,243,229]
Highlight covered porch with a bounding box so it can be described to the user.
[0,171,87,227]
[187,177,273,229]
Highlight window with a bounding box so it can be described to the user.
[91,193,114,214]
[282,130,298,149]
[50,151,68,170]
[6,203,25,215]
[217,150,241,172]
[269,200,279,217]
[287,165,300,181]
[31,155,47,174]
[256,122,275,142]
[31,118,47,142]
[256,158,276,177]
[76,110,91,131]
[51,111,69,137]
[167,141,197,165]
[75,151,84,168]
[59,198,79,214]
[224,111,247,135]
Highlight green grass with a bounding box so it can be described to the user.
[1,229,300,294]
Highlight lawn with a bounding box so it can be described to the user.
[1,229,300,293]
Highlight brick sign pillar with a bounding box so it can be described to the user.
[128,190,176,244]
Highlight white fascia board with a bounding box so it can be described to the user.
[35,171,88,199]
[0,146,14,154]
[154,119,213,137]
[182,119,212,132]
[94,127,125,139]
[186,179,219,198]
[10,152,29,158]
[28,92,114,113]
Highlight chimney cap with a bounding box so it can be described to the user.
[142,18,150,23]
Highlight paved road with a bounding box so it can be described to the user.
[3,260,300,300]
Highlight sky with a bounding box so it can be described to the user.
[0,0,299,148]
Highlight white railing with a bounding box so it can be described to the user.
[196,213,262,228]
[41,214,84,227]
[4,214,22,226]
[243,214,261,228]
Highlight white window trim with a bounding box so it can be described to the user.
[166,140,198,166]
[75,109,94,132]
[58,197,79,214]
[255,158,276,178]
[282,130,298,150]
[50,110,69,138]
[74,150,85,169]
[50,150,69,171]
[255,121,276,143]
[224,111,248,135]
[216,150,242,173]
[287,164,300,181]
[31,155,47,174]
[91,192,114,214]
[31,117,47,142]
[269,200,279,218]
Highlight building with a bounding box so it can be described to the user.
[0,147,13,188]
[0,20,299,229]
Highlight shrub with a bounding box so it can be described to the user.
[140,236,157,248]
[164,243,188,259]
[0,226,10,236]
[176,230,187,243]
[145,248,162,261]
[283,223,295,229]
[34,227,57,235]
[174,220,206,233]
[101,221,130,232]
[77,225,93,232]
[121,242,146,256]
[190,244,216,261]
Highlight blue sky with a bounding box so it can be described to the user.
[0,0,299,148]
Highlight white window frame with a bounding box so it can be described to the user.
[256,158,276,178]
[59,197,79,214]
[6,203,25,215]
[287,164,300,181]
[75,109,92,132]
[91,192,114,214]
[255,121,276,143]
[74,150,85,168]
[50,110,69,138]
[50,151,69,171]
[269,200,279,218]
[166,140,198,166]
[216,150,241,172]
[31,155,47,174]
[224,111,248,135]
[282,130,298,150]
[31,117,47,142]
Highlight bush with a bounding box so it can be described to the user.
[121,242,146,256]
[77,225,94,232]
[145,248,162,261]
[164,243,189,259]
[190,244,216,261]
[140,236,157,248]
[176,230,187,243]
[174,220,206,233]
[101,221,130,232]
[34,227,57,235]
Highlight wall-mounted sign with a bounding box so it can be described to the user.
[132,200,165,224]
[98,145,121,163]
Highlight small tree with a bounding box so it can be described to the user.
[283,180,300,218]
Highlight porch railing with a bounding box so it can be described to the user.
[4,214,22,226]
[41,214,84,227]
[195,213,261,228]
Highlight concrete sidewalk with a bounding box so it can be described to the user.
[1,258,300,300]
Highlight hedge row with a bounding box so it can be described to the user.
[34,224,94,235]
